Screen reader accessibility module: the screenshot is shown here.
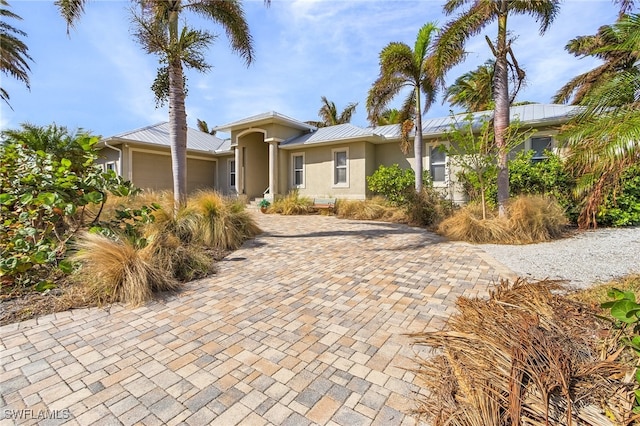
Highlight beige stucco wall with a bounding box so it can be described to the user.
[96,146,122,175]
[287,141,368,200]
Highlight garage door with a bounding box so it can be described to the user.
[131,151,173,191]
[131,151,216,193]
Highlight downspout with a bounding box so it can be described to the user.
[103,139,123,177]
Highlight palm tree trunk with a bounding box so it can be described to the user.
[494,4,510,218]
[168,8,188,211]
[414,86,424,193]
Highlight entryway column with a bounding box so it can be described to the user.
[265,138,283,201]
[234,146,244,195]
[267,141,278,201]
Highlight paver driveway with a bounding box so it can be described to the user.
[1,213,515,425]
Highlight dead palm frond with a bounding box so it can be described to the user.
[411,278,633,425]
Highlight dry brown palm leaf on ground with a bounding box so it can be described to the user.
[410,278,636,426]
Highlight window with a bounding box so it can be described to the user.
[105,162,116,172]
[509,135,554,162]
[333,148,348,187]
[530,136,552,162]
[430,145,447,182]
[292,153,304,188]
[229,159,236,188]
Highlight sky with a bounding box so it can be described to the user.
[0,0,621,140]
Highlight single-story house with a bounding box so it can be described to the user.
[97,103,581,203]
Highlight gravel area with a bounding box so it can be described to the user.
[477,227,640,289]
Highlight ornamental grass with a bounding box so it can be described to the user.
[336,196,404,221]
[437,195,568,244]
[267,191,313,215]
[72,232,180,306]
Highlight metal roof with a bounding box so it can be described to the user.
[372,103,583,140]
[104,122,227,153]
[213,111,317,132]
[280,123,384,148]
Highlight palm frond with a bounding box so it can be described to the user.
[338,102,358,124]
[434,2,493,75]
[366,76,404,124]
[53,0,86,32]
[509,0,561,34]
[186,0,254,66]
[0,0,33,106]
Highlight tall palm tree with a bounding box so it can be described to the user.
[435,0,560,216]
[367,22,440,193]
[55,0,264,209]
[0,0,33,107]
[307,96,358,128]
[445,60,494,112]
[560,13,640,229]
[553,15,639,105]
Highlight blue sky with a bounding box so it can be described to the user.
[0,0,620,139]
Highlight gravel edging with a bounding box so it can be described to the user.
[476,227,640,289]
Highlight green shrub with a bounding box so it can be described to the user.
[0,124,135,291]
[367,164,431,206]
[598,164,640,227]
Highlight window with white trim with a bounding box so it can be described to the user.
[105,162,116,173]
[292,153,305,188]
[430,145,447,182]
[530,136,552,162]
[332,148,349,187]
[228,159,236,188]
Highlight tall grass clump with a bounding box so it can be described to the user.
[142,232,215,283]
[268,191,313,215]
[73,232,180,306]
[508,195,568,243]
[336,197,402,221]
[189,190,260,250]
[438,195,568,244]
[412,278,634,425]
[404,188,454,227]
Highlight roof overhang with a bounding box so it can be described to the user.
[214,112,317,133]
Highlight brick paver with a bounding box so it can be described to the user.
[0,212,515,425]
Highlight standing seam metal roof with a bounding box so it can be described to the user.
[106,122,228,153]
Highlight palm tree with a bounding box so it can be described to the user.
[376,108,402,125]
[196,118,216,135]
[445,60,494,112]
[367,22,440,193]
[0,0,33,107]
[560,13,640,229]
[55,0,265,209]
[553,16,639,105]
[307,96,358,128]
[435,0,560,216]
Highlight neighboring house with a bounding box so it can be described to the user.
[98,104,581,202]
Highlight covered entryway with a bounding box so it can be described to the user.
[235,130,272,200]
